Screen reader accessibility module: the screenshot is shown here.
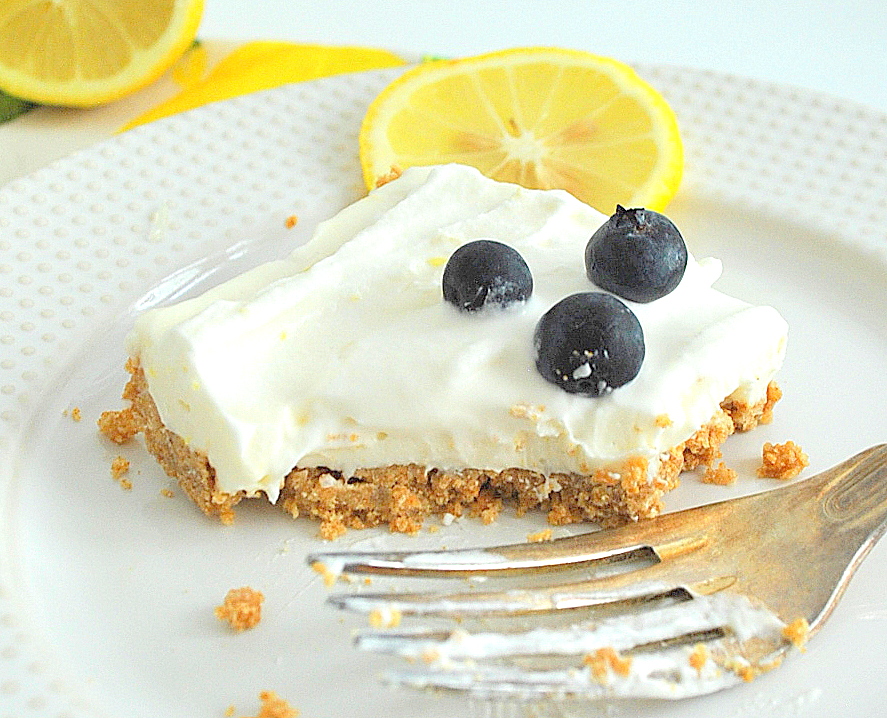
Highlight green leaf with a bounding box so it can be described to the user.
[0,89,37,123]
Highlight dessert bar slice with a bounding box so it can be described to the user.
[101,164,786,538]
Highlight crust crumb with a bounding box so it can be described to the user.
[510,403,545,420]
[111,456,132,488]
[214,586,264,632]
[160,488,175,498]
[97,407,140,444]
[721,654,783,683]
[374,165,403,188]
[681,409,733,469]
[239,691,298,718]
[735,663,758,682]
[655,413,672,428]
[583,647,632,684]
[311,561,339,587]
[757,441,809,480]
[722,381,782,431]
[782,617,810,651]
[318,519,347,541]
[759,382,782,425]
[688,643,709,674]
[70,407,82,422]
[702,461,737,486]
[111,455,130,476]
[527,528,553,543]
[369,606,402,628]
[284,215,298,229]
[421,648,441,664]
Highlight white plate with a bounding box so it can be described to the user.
[2,65,887,718]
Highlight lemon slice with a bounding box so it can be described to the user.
[360,47,683,212]
[0,0,203,107]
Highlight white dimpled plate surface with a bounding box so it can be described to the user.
[1,65,886,718]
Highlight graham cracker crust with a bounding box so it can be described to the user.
[99,360,780,539]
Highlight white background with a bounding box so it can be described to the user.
[199,0,887,112]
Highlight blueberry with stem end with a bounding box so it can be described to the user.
[534,292,644,396]
[585,205,687,303]
[443,239,533,311]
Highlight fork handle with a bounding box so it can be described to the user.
[732,443,887,634]
[813,444,887,533]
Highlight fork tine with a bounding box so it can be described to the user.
[326,549,735,618]
[366,592,793,700]
[354,592,764,660]
[382,642,746,700]
[307,537,660,578]
[328,576,727,618]
[307,520,707,579]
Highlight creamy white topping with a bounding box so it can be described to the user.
[130,164,788,501]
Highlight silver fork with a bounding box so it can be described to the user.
[307,445,887,700]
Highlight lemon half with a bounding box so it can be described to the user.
[360,47,683,213]
[0,0,204,107]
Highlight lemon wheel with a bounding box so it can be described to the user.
[0,0,204,107]
[360,47,683,213]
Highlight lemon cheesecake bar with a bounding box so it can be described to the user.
[100,164,786,538]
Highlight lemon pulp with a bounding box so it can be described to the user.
[359,47,683,213]
[0,0,204,107]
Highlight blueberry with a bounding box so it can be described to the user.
[585,206,688,303]
[442,240,533,311]
[534,292,644,396]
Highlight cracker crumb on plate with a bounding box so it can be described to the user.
[214,586,264,631]
[758,441,809,480]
